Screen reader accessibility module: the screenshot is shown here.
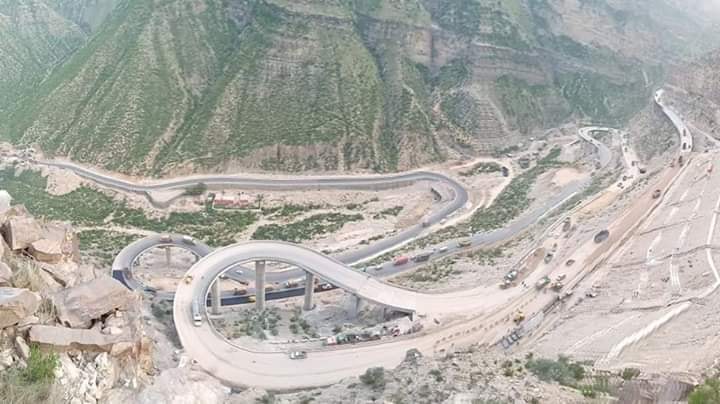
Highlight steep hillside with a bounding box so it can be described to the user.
[2,0,719,175]
[0,0,84,114]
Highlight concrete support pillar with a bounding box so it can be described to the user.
[210,280,221,315]
[303,272,315,311]
[165,247,171,269]
[352,295,363,317]
[255,260,266,311]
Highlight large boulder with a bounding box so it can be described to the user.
[52,277,135,328]
[0,287,40,328]
[29,222,80,264]
[29,325,140,356]
[1,216,42,251]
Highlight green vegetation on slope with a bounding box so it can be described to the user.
[252,213,363,243]
[0,346,58,404]
[469,148,562,232]
[689,377,720,404]
[0,0,714,174]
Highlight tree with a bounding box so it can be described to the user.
[689,378,720,404]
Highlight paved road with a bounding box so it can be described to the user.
[173,240,528,389]
[169,128,618,388]
[578,126,613,169]
[655,89,694,153]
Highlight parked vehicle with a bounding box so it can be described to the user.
[458,239,472,248]
[159,234,173,243]
[393,256,410,266]
[181,235,195,245]
[438,246,449,253]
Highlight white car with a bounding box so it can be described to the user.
[181,235,195,245]
[289,351,307,360]
[438,246,449,253]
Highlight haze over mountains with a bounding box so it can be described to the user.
[1,0,719,175]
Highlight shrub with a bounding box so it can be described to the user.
[689,378,720,404]
[23,346,58,384]
[360,367,386,390]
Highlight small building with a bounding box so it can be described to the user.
[213,193,255,209]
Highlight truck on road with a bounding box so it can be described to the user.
[412,252,432,263]
[393,256,410,266]
[458,239,472,248]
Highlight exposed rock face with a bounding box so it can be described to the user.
[0,287,40,328]
[135,368,230,404]
[52,276,135,328]
[2,216,42,251]
[54,352,119,404]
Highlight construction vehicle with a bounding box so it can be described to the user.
[565,259,576,266]
[458,238,472,248]
[247,296,256,303]
[639,167,647,174]
[393,256,410,266]
[679,155,684,167]
[550,281,564,292]
[500,279,513,289]
[536,276,551,290]
[556,274,567,282]
[505,270,518,281]
[283,279,301,288]
[232,288,247,296]
[652,189,662,199]
[513,311,525,324]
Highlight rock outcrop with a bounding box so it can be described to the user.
[2,215,42,251]
[0,287,40,328]
[54,352,119,404]
[52,276,135,328]
[135,368,230,404]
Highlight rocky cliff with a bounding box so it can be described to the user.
[1,0,719,175]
